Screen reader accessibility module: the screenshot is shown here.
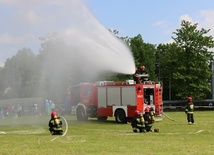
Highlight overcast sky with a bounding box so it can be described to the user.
[1,0,214,67]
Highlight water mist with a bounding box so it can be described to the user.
[38,0,136,98]
[43,0,135,75]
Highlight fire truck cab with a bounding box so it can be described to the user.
[68,80,163,123]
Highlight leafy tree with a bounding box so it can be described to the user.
[0,67,5,98]
[156,43,182,100]
[108,29,129,42]
[171,20,214,99]
[128,34,157,80]
[2,48,37,98]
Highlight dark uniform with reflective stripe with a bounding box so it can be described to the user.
[131,114,146,133]
[133,68,141,84]
[49,116,63,135]
[143,110,155,132]
[185,101,195,124]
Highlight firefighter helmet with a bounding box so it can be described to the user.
[134,110,140,115]
[145,107,150,112]
[51,111,57,117]
[188,97,192,101]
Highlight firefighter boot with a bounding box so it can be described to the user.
[154,128,159,133]
[139,128,146,133]
[133,127,138,133]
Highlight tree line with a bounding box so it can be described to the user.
[0,20,214,103]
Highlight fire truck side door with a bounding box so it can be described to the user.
[80,84,94,105]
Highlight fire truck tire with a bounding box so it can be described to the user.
[97,116,108,121]
[115,110,127,123]
[76,106,88,121]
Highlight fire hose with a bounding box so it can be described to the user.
[163,112,176,122]
[51,116,68,141]
[60,116,68,136]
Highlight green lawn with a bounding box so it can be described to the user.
[0,111,213,155]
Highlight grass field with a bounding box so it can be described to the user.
[0,111,213,155]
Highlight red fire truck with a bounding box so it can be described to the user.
[68,80,163,123]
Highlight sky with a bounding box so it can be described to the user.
[0,0,214,67]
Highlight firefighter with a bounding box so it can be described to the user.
[131,110,146,133]
[139,65,148,74]
[143,107,155,132]
[49,111,63,135]
[139,65,149,82]
[133,67,141,84]
[185,96,195,125]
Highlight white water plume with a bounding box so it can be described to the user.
[4,0,136,100]
[40,0,135,77]
[6,0,135,79]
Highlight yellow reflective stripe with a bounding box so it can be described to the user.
[187,112,193,114]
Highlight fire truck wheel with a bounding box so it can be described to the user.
[115,110,127,123]
[97,116,108,121]
[76,106,88,121]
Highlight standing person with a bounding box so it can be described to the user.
[139,65,149,82]
[139,65,148,74]
[185,96,195,125]
[17,104,22,118]
[6,105,11,117]
[143,107,155,132]
[49,111,63,135]
[0,107,4,119]
[133,67,141,84]
[12,104,19,119]
[45,99,49,115]
[48,100,52,115]
[49,100,55,112]
[130,110,146,133]
[33,103,41,117]
[67,87,72,115]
